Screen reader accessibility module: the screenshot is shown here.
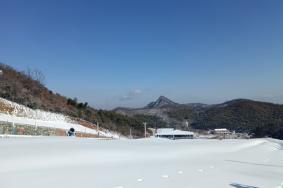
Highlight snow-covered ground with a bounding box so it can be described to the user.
[0,112,118,138]
[0,97,119,138]
[0,97,71,122]
[0,138,282,188]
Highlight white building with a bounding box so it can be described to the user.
[155,128,194,139]
[213,128,230,135]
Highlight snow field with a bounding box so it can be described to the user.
[0,138,282,188]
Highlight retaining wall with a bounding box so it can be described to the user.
[0,121,102,138]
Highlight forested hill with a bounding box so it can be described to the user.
[0,63,156,137]
[191,99,283,139]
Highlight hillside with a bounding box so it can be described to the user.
[0,63,147,137]
[0,97,118,138]
[192,99,283,139]
[115,97,283,139]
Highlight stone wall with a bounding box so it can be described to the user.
[0,121,103,138]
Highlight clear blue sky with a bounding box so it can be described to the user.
[0,0,283,109]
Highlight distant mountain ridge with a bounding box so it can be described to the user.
[115,96,208,111]
[1,63,282,139]
[114,96,283,139]
[114,96,207,118]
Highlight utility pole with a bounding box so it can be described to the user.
[12,121,15,135]
[143,122,147,138]
[155,119,157,134]
[97,122,100,138]
[129,128,132,139]
[185,120,189,131]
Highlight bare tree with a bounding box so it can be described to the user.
[26,68,46,85]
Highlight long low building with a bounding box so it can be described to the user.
[155,128,194,139]
[212,128,230,135]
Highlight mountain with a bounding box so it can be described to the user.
[146,96,179,108]
[0,63,146,137]
[114,96,182,125]
[115,97,283,139]
[115,96,208,119]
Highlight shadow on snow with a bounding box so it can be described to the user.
[230,183,259,188]
[226,160,283,168]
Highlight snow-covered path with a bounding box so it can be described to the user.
[0,138,282,188]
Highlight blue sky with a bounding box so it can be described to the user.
[0,0,283,109]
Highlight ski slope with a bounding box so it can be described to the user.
[0,97,119,138]
[0,138,282,188]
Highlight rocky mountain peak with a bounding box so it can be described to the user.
[146,96,179,108]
